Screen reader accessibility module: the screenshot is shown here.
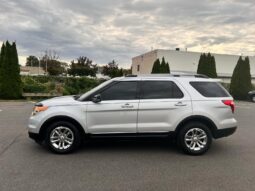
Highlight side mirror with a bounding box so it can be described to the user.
[92,94,101,103]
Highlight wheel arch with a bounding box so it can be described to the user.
[39,115,86,140]
[175,115,218,138]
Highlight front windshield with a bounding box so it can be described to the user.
[78,79,113,101]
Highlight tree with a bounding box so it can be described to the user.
[230,56,252,100]
[197,53,217,78]
[160,57,166,73]
[40,50,66,76]
[165,62,170,73]
[0,43,6,95]
[26,55,39,67]
[0,41,22,99]
[151,57,170,73]
[102,60,123,78]
[151,58,161,73]
[68,56,97,77]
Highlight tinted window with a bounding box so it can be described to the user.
[190,82,230,97]
[100,81,137,100]
[141,81,183,99]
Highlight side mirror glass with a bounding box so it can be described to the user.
[92,94,101,103]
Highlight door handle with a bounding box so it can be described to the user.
[175,102,187,106]
[121,103,134,108]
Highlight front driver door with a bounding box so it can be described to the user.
[86,80,139,134]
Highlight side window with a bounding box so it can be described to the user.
[141,81,183,99]
[137,65,140,72]
[190,82,230,97]
[100,81,138,101]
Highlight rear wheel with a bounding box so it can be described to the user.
[45,121,81,154]
[178,122,212,155]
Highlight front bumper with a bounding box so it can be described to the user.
[213,126,237,139]
[28,132,43,142]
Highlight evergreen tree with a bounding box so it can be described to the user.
[151,57,170,74]
[160,57,166,73]
[0,43,6,94]
[151,58,161,73]
[165,62,170,73]
[230,56,252,100]
[0,41,22,99]
[197,53,217,78]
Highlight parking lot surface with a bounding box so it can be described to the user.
[0,101,255,191]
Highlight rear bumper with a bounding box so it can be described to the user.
[213,126,237,139]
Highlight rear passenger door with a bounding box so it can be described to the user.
[137,80,192,133]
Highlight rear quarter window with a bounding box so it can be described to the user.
[190,82,230,97]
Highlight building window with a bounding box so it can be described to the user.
[137,65,140,72]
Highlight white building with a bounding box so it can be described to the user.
[20,66,46,76]
[132,49,255,83]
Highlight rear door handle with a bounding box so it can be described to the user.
[175,102,187,106]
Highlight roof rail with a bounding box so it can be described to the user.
[125,74,137,77]
[125,74,209,78]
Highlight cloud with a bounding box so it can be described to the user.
[0,0,254,68]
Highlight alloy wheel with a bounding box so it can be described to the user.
[184,128,208,151]
[50,126,74,150]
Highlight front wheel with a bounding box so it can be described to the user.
[45,121,81,154]
[178,122,212,155]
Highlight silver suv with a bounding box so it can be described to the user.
[28,74,237,155]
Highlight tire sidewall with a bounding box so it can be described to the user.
[178,122,212,155]
[45,121,81,154]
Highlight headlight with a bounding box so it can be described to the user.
[32,105,48,116]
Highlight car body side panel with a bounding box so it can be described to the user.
[86,100,139,134]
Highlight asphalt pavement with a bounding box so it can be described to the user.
[0,101,255,191]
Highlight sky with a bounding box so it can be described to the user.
[0,0,254,68]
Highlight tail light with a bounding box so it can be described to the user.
[222,100,235,113]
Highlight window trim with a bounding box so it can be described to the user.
[140,80,184,100]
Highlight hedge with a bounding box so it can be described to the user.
[21,76,104,95]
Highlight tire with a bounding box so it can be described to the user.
[177,122,212,155]
[45,121,81,154]
[251,95,255,103]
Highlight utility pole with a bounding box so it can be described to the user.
[38,56,40,75]
[46,58,48,75]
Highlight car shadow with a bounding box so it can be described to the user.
[79,137,181,154]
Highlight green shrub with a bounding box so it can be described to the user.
[21,76,102,95]
[23,83,47,93]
